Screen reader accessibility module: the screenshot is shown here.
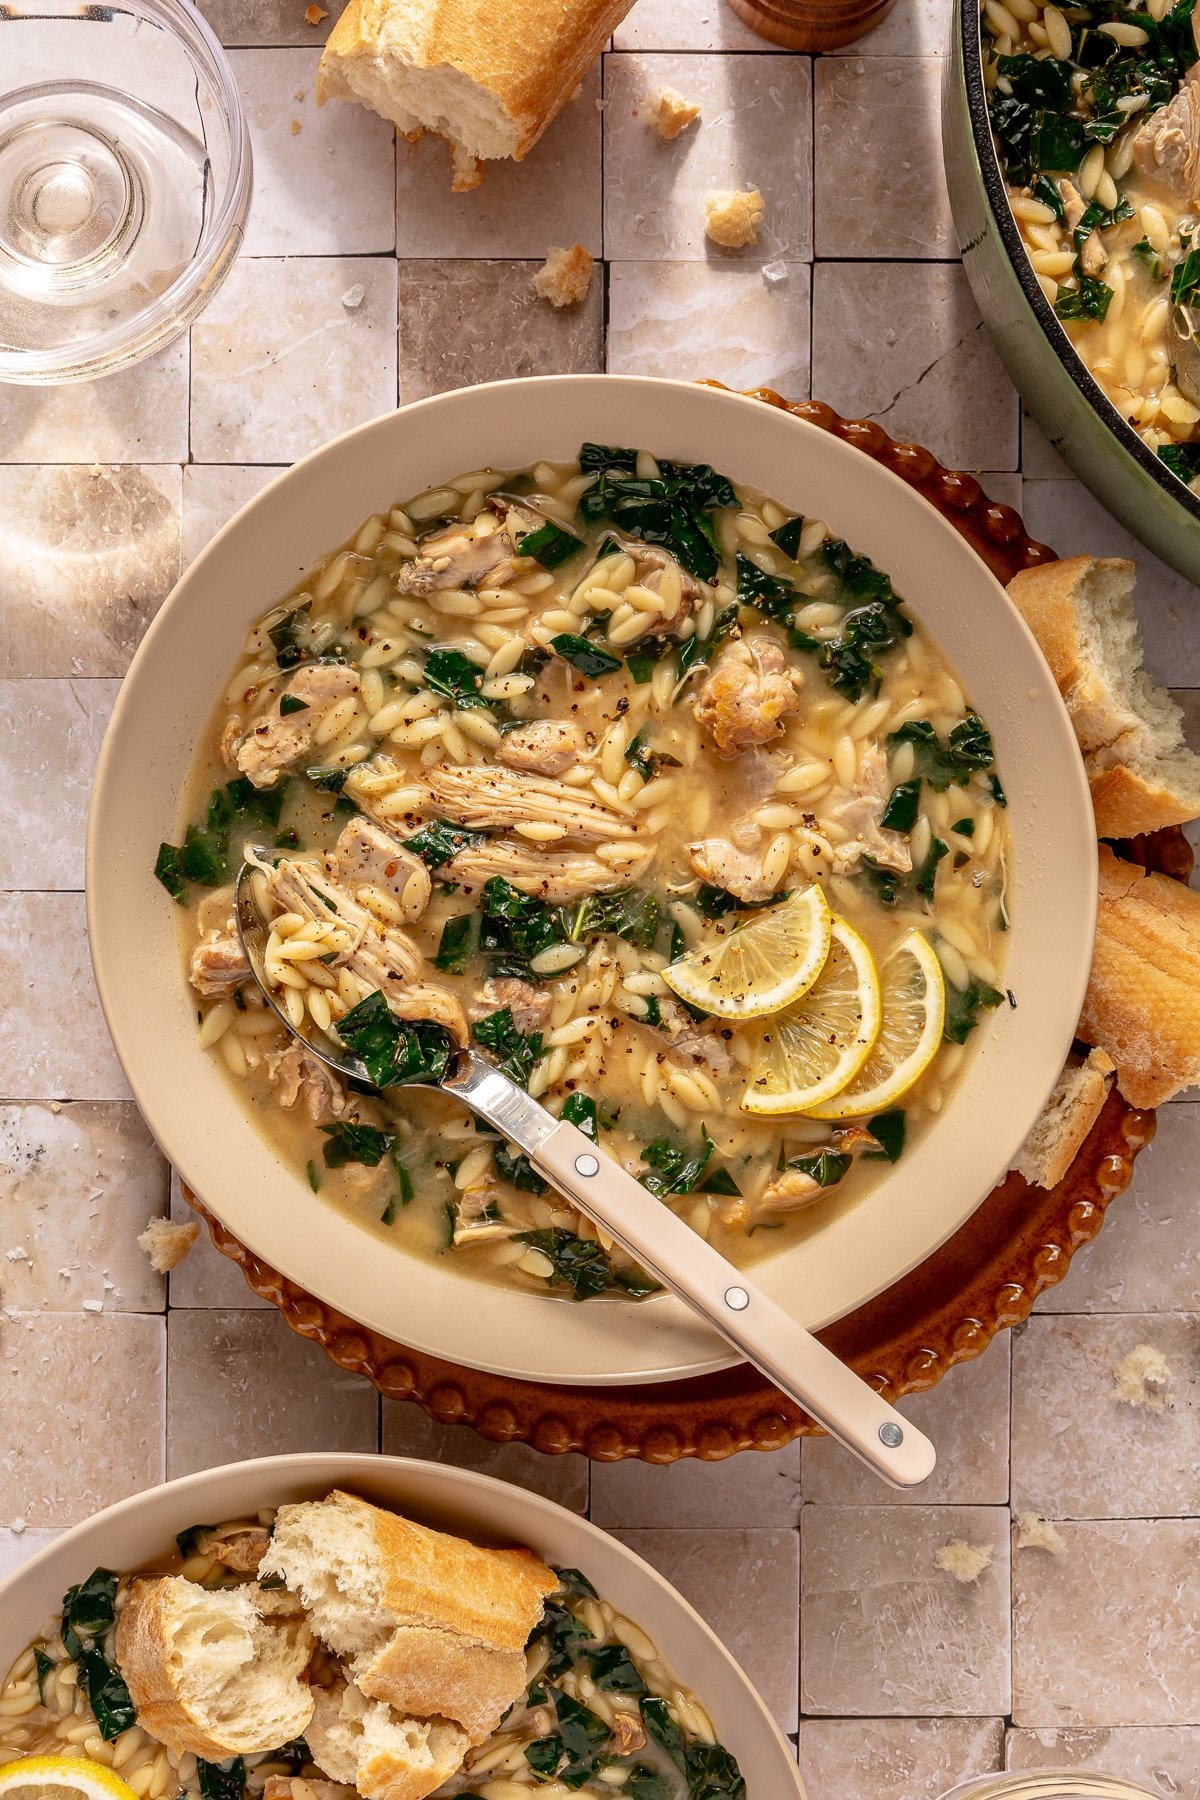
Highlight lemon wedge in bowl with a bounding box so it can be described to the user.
[740,917,882,1115]
[0,1758,140,1800]
[662,884,832,1020]
[806,928,946,1120]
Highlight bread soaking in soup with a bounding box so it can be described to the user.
[155,445,1012,1302]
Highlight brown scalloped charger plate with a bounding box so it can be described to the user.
[185,388,1187,1462]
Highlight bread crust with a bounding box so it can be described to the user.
[114,1577,314,1760]
[1011,1047,1115,1189]
[1080,846,1200,1107]
[359,1628,527,1744]
[330,1490,557,1651]
[319,0,631,160]
[1087,756,1200,837]
[1007,554,1137,752]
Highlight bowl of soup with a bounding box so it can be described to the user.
[87,374,1096,1386]
[945,0,1200,582]
[0,1452,806,1800]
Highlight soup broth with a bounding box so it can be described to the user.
[161,446,1011,1303]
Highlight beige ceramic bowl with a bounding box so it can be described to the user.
[87,375,1097,1386]
[0,1452,805,1800]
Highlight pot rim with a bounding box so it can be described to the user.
[955,0,1200,531]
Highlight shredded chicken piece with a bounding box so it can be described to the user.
[1079,230,1108,277]
[687,838,780,902]
[610,1713,648,1755]
[196,1525,271,1573]
[468,978,553,1035]
[452,1178,514,1245]
[498,720,586,777]
[424,765,637,842]
[394,512,514,595]
[759,1125,881,1214]
[444,838,647,901]
[234,662,360,790]
[331,817,431,920]
[137,1217,200,1273]
[650,995,736,1082]
[1059,178,1086,231]
[265,858,468,1043]
[189,929,251,995]
[693,633,803,754]
[264,1042,349,1123]
[1131,76,1200,207]
[820,742,913,876]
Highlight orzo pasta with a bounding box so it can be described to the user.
[157,445,1010,1301]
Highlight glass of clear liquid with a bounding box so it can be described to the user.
[939,1774,1165,1800]
[0,0,252,383]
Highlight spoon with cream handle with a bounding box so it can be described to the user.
[234,860,936,1488]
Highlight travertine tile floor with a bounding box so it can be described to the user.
[2,0,1199,1794]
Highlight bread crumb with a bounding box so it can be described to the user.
[304,2,328,21]
[450,143,486,193]
[762,259,789,287]
[1113,1342,1172,1412]
[705,188,765,250]
[341,284,365,310]
[934,1540,993,1584]
[534,244,595,309]
[647,85,701,141]
[1015,1513,1067,1555]
[291,119,301,135]
[138,1217,200,1274]
[9,1517,25,1535]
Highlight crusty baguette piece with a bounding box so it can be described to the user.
[114,1577,314,1759]
[1079,846,1200,1107]
[317,0,633,185]
[1007,555,1200,834]
[1011,1047,1115,1188]
[260,1490,558,1743]
[306,1681,469,1800]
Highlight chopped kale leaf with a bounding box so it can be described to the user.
[586,1643,647,1695]
[886,716,995,791]
[320,1119,395,1169]
[518,520,585,568]
[78,1650,137,1740]
[641,1698,686,1773]
[735,551,795,621]
[335,990,455,1087]
[568,887,661,950]
[1157,440,1200,486]
[423,647,490,710]
[434,913,476,971]
[879,779,921,834]
[685,1742,747,1800]
[197,1758,247,1800]
[769,514,805,558]
[472,1006,543,1086]
[268,604,309,672]
[551,633,624,679]
[512,1228,658,1300]
[403,817,487,869]
[942,976,1004,1045]
[278,694,309,715]
[33,1648,54,1703]
[784,1148,852,1189]
[494,1143,548,1193]
[865,1108,906,1163]
[479,877,567,977]
[61,1567,118,1658]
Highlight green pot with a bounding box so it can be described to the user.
[942,0,1200,581]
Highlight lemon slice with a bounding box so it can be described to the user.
[740,918,882,1115]
[662,885,832,1021]
[806,928,946,1120]
[0,1757,140,1800]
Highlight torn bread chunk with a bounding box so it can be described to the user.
[647,84,700,140]
[260,1490,558,1744]
[1010,1047,1115,1189]
[534,244,594,308]
[113,1577,314,1759]
[316,0,631,187]
[137,1216,200,1274]
[1080,846,1200,1107]
[704,188,764,249]
[1007,555,1200,835]
[306,1682,469,1800]
[1112,1342,1172,1412]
